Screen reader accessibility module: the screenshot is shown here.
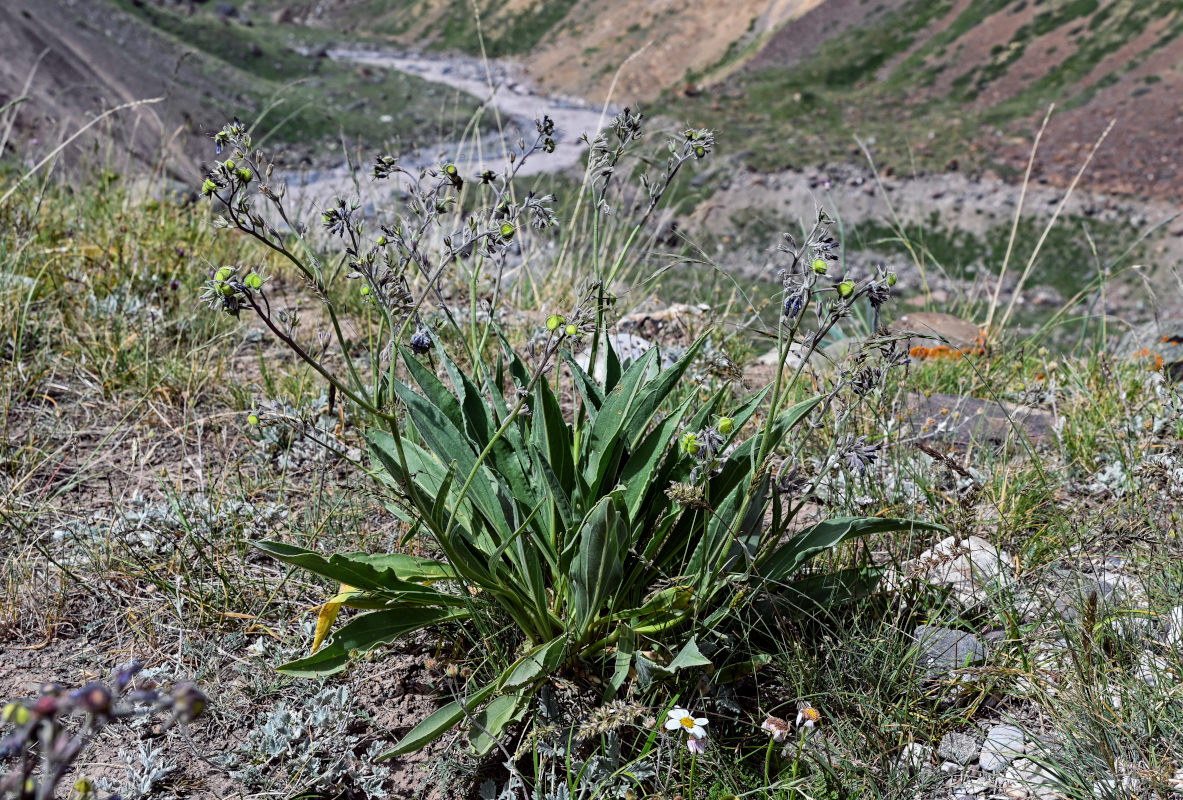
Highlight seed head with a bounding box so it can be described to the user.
[546,314,565,332]
[500,223,516,240]
[811,258,828,275]
[681,432,701,456]
[717,416,734,435]
[837,280,855,298]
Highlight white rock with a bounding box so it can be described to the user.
[897,742,932,772]
[1162,605,1183,646]
[1002,758,1062,800]
[916,535,1012,605]
[1134,650,1170,687]
[980,724,1025,772]
[1091,775,1140,798]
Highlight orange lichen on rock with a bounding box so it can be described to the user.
[1133,348,1165,371]
[909,343,987,361]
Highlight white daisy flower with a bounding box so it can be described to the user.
[665,707,708,739]
[795,706,821,731]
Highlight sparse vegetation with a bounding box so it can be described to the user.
[2,2,1183,799]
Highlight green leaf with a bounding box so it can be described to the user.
[584,347,659,491]
[568,495,627,637]
[760,517,948,582]
[632,636,711,690]
[561,349,605,415]
[254,541,452,592]
[620,395,693,519]
[386,383,511,545]
[380,679,499,757]
[619,336,707,446]
[608,625,635,700]
[277,606,469,676]
[667,636,712,672]
[502,636,567,689]
[469,691,530,757]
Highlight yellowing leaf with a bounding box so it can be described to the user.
[312,583,354,653]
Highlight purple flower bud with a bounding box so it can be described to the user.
[73,684,112,716]
[113,660,143,694]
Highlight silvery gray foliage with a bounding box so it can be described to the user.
[480,731,655,800]
[223,686,390,799]
[49,493,288,561]
[102,741,177,800]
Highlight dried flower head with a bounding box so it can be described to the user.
[761,716,792,743]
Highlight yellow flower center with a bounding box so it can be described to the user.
[681,717,695,729]
[801,708,820,724]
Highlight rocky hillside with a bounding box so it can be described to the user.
[301,0,1182,200]
[0,0,483,180]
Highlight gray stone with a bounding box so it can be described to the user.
[938,731,980,765]
[904,392,1055,447]
[979,724,1024,772]
[1116,315,1183,381]
[913,624,987,679]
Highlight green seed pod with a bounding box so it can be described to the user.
[717,416,734,435]
[218,282,236,296]
[546,314,564,332]
[500,223,516,240]
[236,168,252,183]
[360,285,371,296]
[247,414,259,426]
[681,432,701,456]
[886,271,897,287]
[694,145,706,159]
[224,159,235,170]
[811,258,828,275]
[565,323,578,337]
[244,272,263,290]
[377,235,387,246]
[837,280,855,298]
[444,163,457,176]
[201,179,217,196]
[215,267,232,283]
